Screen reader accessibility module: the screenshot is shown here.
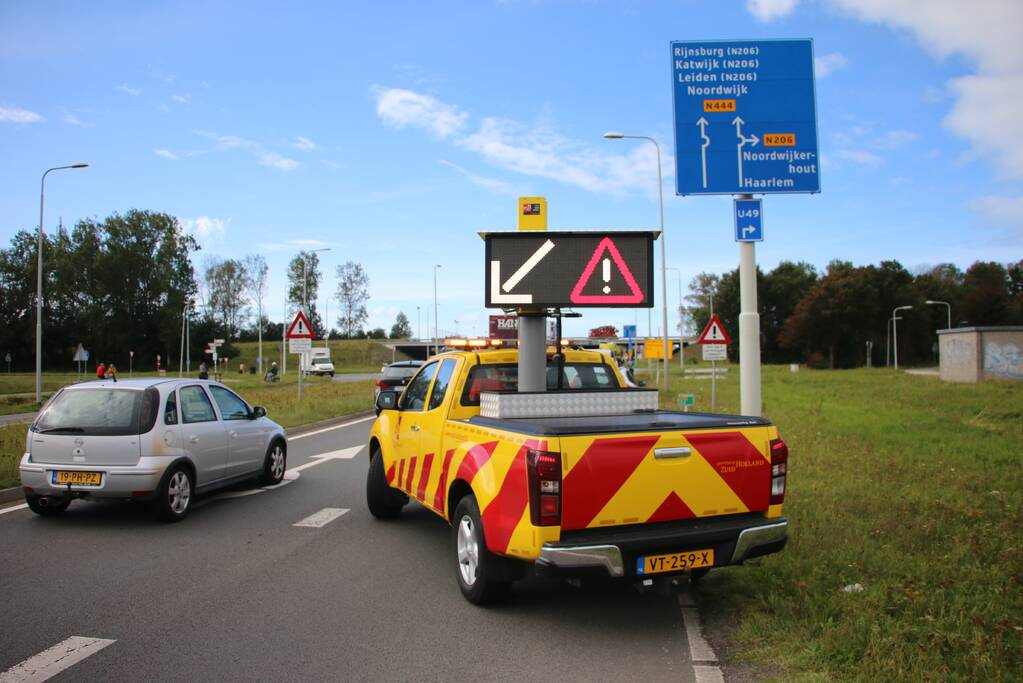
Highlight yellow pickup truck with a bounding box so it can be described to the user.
[367,346,788,604]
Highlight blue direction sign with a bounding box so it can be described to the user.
[622,324,637,338]
[671,39,820,195]
[734,198,763,242]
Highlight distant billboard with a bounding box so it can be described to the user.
[489,315,519,339]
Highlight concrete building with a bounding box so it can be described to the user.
[937,327,1023,383]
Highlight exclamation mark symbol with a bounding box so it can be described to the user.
[602,257,611,294]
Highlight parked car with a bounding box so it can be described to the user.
[19,378,287,522]
[374,360,424,398]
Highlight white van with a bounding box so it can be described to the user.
[302,347,335,377]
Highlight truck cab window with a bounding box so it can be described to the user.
[427,359,456,411]
[399,362,438,411]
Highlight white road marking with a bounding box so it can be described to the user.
[293,507,349,528]
[681,607,718,662]
[1,636,115,683]
[693,664,725,683]
[289,445,364,473]
[288,416,375,441]
[0,503,29,516]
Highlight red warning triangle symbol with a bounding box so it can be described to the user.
[569,237,645,305]
[697,314,730,344]
[287,310,316,338]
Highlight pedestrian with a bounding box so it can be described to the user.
[239,362,245,375]
[198,361,209,380]
[95,361,106,379]
[107,363,118,383]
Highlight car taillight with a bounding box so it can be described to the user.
[375,380,388,389]
[769,437,788,505]
[526,449,562,526]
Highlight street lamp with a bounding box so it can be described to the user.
[666,267,684,375]
[604,132,669,392]
[433,264,442,355]
[892,305,913,370]
[925,300,952,330]
[416,306,421,341]
[36,163,89,403]
[301,247,331,312]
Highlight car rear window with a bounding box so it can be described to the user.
[460,363,620,406]
[382,365,421,380]
[34,388,144,436]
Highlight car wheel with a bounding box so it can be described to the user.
[259,441,287,486]
[452,494,512,605]
[25,495,70,517]
[366,447,408,519]
[154,465,193,522]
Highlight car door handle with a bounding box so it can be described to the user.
[189,435,200,444]
[230,431,238,438]
[654,447,691,459]
[410,425,420,432]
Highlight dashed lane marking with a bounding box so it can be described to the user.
[681,607,718,662]
[0,503,28,516]
[288,416,375,441]
[293,507,349,528]
[0,636,115,683]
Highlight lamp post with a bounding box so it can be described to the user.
[433,264,442,355]
[604,132,669,392]
[417,306,421,341]
[892,305,913,370]
[37,163,89,403]
[666,267,684,376]
[925,300,952,330]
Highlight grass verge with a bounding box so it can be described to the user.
[637,363,1022,681]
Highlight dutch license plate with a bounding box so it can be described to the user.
[53,470,102,486]
[636,549,714,575]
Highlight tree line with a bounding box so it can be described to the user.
[0,210,413,372]
[684,259,1023,368]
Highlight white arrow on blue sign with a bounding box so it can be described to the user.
[734,198,764,242]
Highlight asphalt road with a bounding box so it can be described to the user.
[0,417,704,682]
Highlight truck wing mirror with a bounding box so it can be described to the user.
[376,390,399,413]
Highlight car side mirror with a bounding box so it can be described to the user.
[376,390,399,414]
[251,406,267,419]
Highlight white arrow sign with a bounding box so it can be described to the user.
[742,225,757,238]
[733,116,760,186]
[696,116,710,188]
[289,445,364,473]
[490,238,555,305]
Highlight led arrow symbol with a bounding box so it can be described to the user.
[490,238,555,305]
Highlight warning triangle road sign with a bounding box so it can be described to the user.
[287,310,316,339]
[569,237,645,305]
[697,314,731,344]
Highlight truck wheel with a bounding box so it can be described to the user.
[366,448,408,519]
[452,494,512,605]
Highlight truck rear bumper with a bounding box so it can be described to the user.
[535,514,787,578]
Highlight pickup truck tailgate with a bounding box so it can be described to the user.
[559,426,773,531]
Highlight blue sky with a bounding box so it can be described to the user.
[2,0,1021,338]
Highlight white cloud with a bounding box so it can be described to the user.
[372,86,469,138]
[115,84,141,96]
[258,238,333,253]
[833,148,884,166]
[171,94,191,104]
[292,136,317,150]
[182,216,226,246]
[153,148,179,160]
[969,194,1023,232]
[61,114,88,126]
[0,105,44,123]
[439,159,519,195]
[814,52,849,78]
[746,0,800,22]
[193,130,257,150]
[259,152,300,171]
[945,73,1023,177]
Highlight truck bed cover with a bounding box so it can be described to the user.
[466,410,771,437]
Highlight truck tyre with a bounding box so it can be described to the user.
[452,494,512,605]
[366,448,408,519]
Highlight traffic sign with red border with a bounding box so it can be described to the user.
[697,314,731,345]
[287,310,316,339]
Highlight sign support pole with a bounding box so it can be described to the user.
[517,311,546,393]
[738,193,762,417]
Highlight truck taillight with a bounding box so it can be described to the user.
[527,449,562,526]
[769,437,788,505]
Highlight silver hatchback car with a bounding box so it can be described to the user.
[19,378,287,521]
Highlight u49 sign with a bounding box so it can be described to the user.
[671,39,820,195]
[484,231,655,309]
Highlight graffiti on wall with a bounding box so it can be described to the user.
[984,342,1023,380]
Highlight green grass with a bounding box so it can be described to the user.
[0,377,375,489]
[636,362,1022,681]
[229,338,401,372]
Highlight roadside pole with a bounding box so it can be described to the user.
[737,193,762,417]
[518,312,546,392]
